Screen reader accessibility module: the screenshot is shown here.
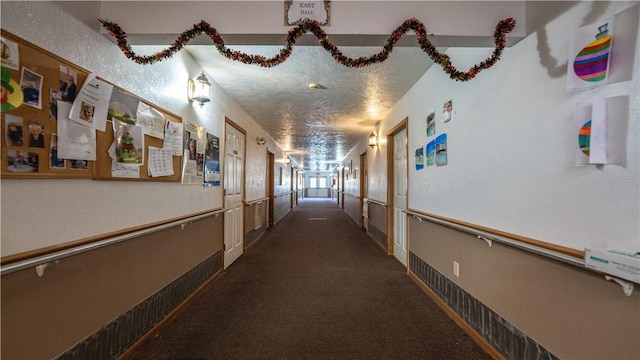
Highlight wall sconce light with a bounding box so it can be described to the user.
[368,132,379,148]
[256,137,267,145]
[187,71,211,107]
[285,156,291,165]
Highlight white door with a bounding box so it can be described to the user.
[393,128,408,265]
[224,124,244,269]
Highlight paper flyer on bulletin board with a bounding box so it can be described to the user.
[181,122,204,185]
[69,73,113,131]
[204,132,221,186]
[163,121,184,156]
[147,146,174,177]
[57,100,97,161]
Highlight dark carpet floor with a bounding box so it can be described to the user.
[128,198,492,360]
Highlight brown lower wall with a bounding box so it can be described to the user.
[366,201,388,252]
[344,193,360,226]
[408,216,640,360]
[1,214,224,360]
[273,192,291,225]
[245,201,267,248]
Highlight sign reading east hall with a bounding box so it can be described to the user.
[285,1,330,25]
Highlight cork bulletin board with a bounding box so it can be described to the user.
[1,30,182,182]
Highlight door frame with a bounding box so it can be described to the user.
[224,117,247,205]
[267,150,275,229]
[386,117,408,257]
[359,151,367,228]
[340,166,345,209]
[290,166,295,209]
[223,117,246,268]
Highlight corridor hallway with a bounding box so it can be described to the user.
[128,198,492,359]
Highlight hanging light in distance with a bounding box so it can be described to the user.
[188,71,211,107]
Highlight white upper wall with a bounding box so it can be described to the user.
[370,1,639,252]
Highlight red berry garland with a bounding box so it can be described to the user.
[99,17,516,82]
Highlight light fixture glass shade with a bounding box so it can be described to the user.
[368,132,378,147]
[188,71,211,107]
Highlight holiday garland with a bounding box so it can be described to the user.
[99,17,516,82]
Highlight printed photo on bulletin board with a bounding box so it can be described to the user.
[204,132,220,186]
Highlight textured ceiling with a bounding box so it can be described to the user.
[49,0,527,171]
[186,45,435,170]
[45,2,436,171]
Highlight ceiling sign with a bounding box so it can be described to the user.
[285,1,330,26]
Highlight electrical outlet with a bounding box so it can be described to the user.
[453,261,460,277]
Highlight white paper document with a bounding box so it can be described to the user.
[57,101,96,161]
[69,73,113,131]
[163,121,184,156]
[137,102,166,139]
[575,95,627,166]
[589,95,607,164]
[148,146,174,177]
[111,162,140,178]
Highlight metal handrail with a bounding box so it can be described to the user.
[403,209,582,266]
[366,198,387,208]
[404,209,639,295]
[1,208,227,276]
[244,197,270,206]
